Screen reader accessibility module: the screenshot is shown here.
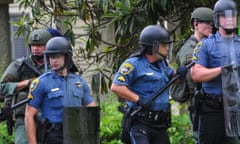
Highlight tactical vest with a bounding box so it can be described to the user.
[170,36,198,102]
[5,56,45,116]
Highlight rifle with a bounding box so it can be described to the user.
[130,62,195,116]
[18,60,42,76]
[0,59,42,135]
[0,98,32,135]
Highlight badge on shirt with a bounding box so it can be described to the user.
[75,81,82,88]
[121,62,133,75]
[192,41,202,61]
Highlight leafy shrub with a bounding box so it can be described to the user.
[0,122,14,144]
[168,113,195,144]
[100,95,123,144]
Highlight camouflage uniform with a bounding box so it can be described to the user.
[0,29,52,144]
[176,35,198,95]
[0,57,46,144]
[176,35,199,141]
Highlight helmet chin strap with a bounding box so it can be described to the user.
[224,28,236,35]
[153,52,165,60]
[32,55,43,61]
[55,64,66,73]
[55,56,68,74]
[220,25,236,35]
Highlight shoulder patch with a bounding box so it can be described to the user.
[30,78,39,92]
[121,63,134,75]
[117,75,125,82]
[192,41,202,61]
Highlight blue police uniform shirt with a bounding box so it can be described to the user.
[29,71,94,123]
[112,55,174,111]
[193,31,240,96]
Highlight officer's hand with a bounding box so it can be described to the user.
[176,66,188,78]
[136,97,149,108]
[222,63,237,72]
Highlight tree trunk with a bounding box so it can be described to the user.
[0,3,12,74]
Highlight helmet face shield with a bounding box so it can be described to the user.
[213,0,238,29]
[152,41,172,60]
[152,41,160,55]
[219,10,238,29]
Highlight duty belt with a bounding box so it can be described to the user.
[136,109,168,121]
[47,123,63,131]
[204,94,223,109]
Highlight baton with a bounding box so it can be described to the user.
[10,98,32,110]
[130,62,195,116]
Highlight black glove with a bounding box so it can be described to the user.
[222,63,238,72]
[176,66,188,77]
[137,97,150,108]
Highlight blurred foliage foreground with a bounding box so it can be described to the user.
[0,95,194,144]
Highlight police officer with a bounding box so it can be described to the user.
[191,0,240,143]
[111,25,188,144]
[174,7,213,143]
[0,29,53,144]
[25,36,96,144]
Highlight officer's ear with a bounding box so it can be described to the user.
[194,21,198,27]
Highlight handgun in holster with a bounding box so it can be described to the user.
[191,87,204,131]
[35,114,49,144]
[119,104,133,144]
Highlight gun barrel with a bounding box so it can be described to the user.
[11,98,31,110]
[22,61,42,76]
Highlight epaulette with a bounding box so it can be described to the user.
[15,57,25,66]
[37,71,52,79]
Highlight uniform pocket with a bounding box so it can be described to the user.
[47,91,64,108]
[71,89,83,106]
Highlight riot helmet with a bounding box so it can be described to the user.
[45,36,73,71]
[139,25,172,60]
[213,0,237,33]
[191,7,213,24]
[47,28,63,37]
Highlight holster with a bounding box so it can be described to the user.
[35,114,48,144]
[192,112,199,131]
[120,106,133,144]
[203,94,223,109]
[189,88,203,131]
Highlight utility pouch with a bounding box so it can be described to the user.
[120,106,133,144]
[193,88,204,113]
